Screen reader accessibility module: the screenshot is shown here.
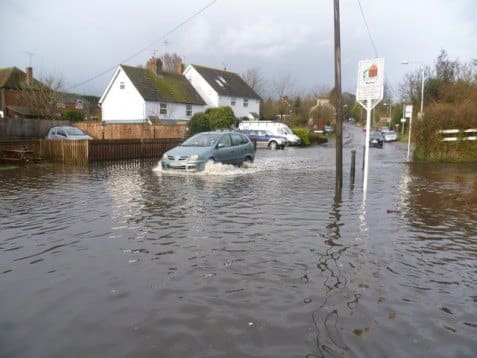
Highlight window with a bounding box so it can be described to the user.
[160,103,167,115]
[243,98,248,107]
[186,105,192,117]
[231,133,242,146]
[217,134,231,148]
[231,97,236,106]
[75,99,84,109]
[119,82,125,90]
[56,102,65,109]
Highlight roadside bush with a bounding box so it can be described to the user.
[292,127,310,146]
[62,110,85,122]
[188,107,236,135]
[309,132,328,145]
[206,106,235,130]
[413,102,477,161]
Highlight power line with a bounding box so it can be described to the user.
[356,0,379,58]
[67,0,219,91]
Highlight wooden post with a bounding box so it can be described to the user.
[350,149,356,184]
[333,0,343,194]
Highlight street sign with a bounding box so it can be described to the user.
[400,118,406,123]
[405,105,413,119]
[355,58,385,195]
[356,58,385,103]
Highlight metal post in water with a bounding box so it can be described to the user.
[350,149,356,184]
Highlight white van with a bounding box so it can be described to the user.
[238,121,301,145]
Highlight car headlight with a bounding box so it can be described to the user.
[188,154,199,161]
[162,153,168,160]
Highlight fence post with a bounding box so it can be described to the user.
[350,150,356,185]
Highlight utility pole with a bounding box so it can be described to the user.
[333,0,343,193]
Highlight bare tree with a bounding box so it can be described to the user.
[18,75,64,119]
[241,67,266,97]
[162,53,183,73]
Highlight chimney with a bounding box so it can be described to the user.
[146,57,162,75]
[175,59,184,75]
[26,66,33,84]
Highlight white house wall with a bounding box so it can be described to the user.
[145,101,205,121]
[184,66,218,107]
[184,65,260,119]
[101,68,146,123]
[218,96,260,118]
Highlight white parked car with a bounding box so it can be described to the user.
[46,126,93,140]
[238,121,301,145]
[382,130,398,142]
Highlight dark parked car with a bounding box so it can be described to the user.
[236,129,287,149]
[161,131,255,172]
[369,131,384,148]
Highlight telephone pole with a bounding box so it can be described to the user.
[333,0,343,194]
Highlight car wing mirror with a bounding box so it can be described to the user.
[217,143,225,148]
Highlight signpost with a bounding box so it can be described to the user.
[356,58,385,193]
[405,104,413,161]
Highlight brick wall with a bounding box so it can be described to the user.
[75,122,187,140]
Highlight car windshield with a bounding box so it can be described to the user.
[64,127,86,136]
[370,131,381,138]
[182,133,221,147]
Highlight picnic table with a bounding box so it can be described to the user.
[0,148,40,164]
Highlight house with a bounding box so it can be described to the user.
[0,66,40,118]
[56,92,92,115]
[0,66,91,119]
[99,57,206,123]
[183,64,261,119]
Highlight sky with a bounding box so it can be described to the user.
[1,0,476,99]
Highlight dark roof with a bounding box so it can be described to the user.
[58,92,90,104]
[191,65,261,101]
[6,105,34,115]
[0,67,43,89]
[120,65,205,105]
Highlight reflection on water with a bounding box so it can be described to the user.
[1,139,477,357]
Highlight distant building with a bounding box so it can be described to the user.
[183,64,261,119]
[99,57,206,123]
[0,66,38,118]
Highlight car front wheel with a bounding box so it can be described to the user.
[269,141,277,150]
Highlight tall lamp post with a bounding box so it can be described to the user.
[401,60,425,119]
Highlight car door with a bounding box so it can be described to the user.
[214,134,235,164]
[230,133,247,164]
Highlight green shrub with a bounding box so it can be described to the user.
[292,127,310,146]
[413,102,477,161]
[188,112,210,135]
[62,110,85,122]
[206,106,235,130]
[309,131,328,145]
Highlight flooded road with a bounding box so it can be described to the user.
[1,125,477,357]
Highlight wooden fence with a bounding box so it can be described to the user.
[0,117,71,138]
[0,138,182,165]
[439,129,477,141]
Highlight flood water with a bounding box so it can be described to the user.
[1,125,477,357]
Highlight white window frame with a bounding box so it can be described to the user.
[160,103,167,115]
[119,82,125,90]
[186,105,192,117]
[75,99,84,110]
[231,97,236,106]
[243,98,248,107]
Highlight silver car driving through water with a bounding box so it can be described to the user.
[160,131,255,172]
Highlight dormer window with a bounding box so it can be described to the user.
[120,82,125,90]
[75,99,84,109]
